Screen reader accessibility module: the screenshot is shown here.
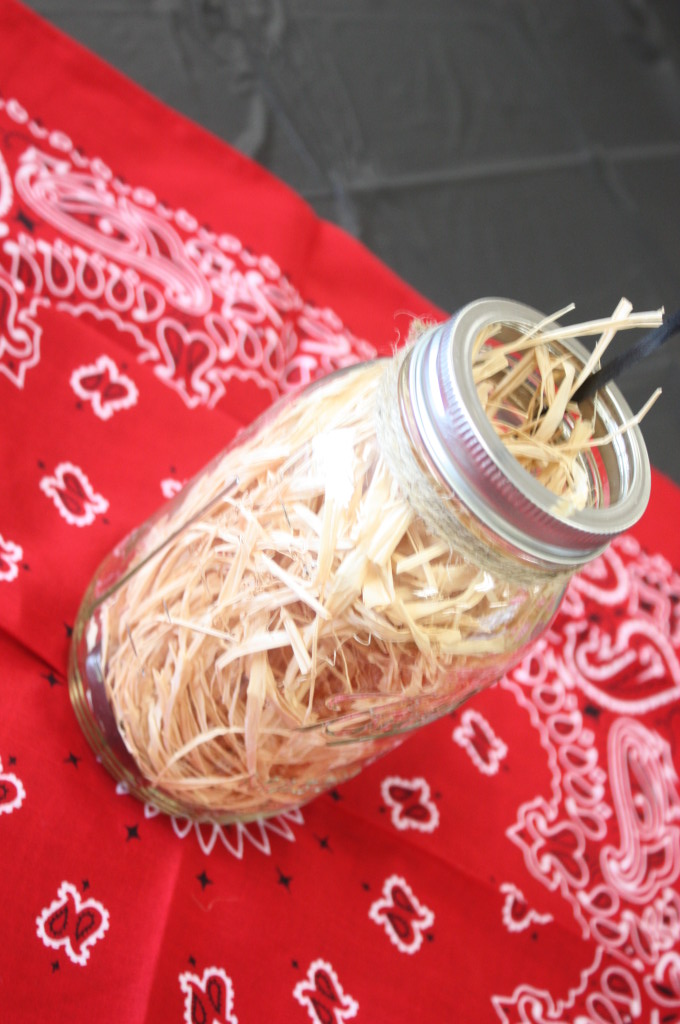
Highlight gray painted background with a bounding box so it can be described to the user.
[23,0,680,484]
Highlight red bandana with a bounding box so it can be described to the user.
[1,4,680,1021]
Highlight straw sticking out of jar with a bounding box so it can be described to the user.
[472,298,663,509]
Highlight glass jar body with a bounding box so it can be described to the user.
[69,359,567,822]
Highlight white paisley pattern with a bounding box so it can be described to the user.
[4,93,680,1024]
[0,534,23,583]
[0,756,25,813]
[452,707,508,775]
[294,959,359,1023]
[494,535,680,1023]
[179,966,238,1024]
[0,147,11,235]
[70,354,138,420]
[35,881,109,967]
[0,93,376,408]
[0,263,45,388]
[39,462,109,527]
[500,883,553,933]
[380,775,440,832]
[115,781,304,858]
[368,874,434,955]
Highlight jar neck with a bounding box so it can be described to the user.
[374,344,578,588]
[382,300,650,575]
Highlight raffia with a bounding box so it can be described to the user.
[89,301,661,819]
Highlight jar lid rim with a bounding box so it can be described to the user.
[406,298,651,566]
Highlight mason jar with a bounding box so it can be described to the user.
[68,298,651,822]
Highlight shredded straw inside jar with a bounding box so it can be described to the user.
[474,298,661,506]
[95,300,662,818]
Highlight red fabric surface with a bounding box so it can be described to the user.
[2,4,680,1021]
